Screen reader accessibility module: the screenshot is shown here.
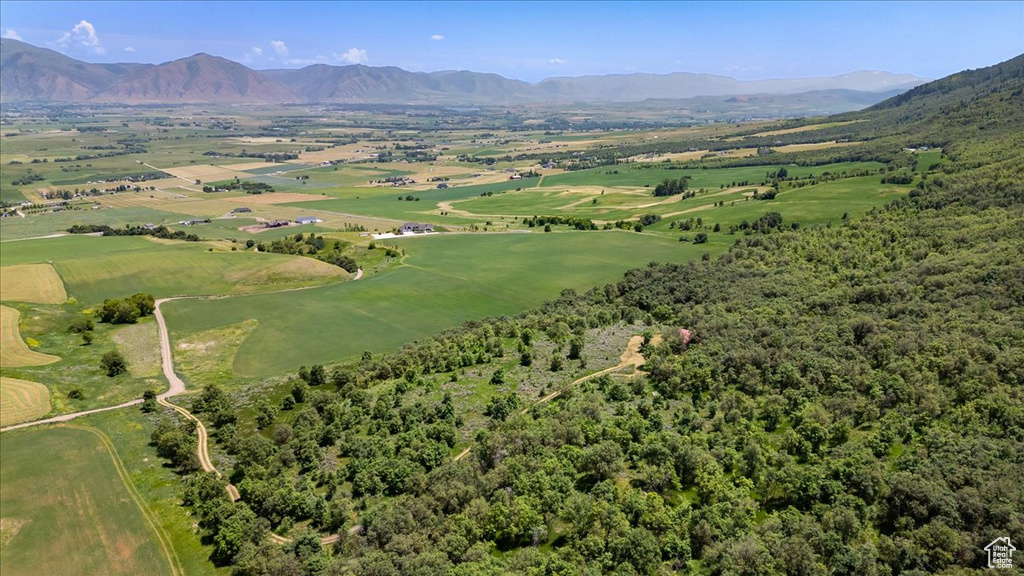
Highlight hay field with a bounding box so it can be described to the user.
[747,120,866,138]
[772,141,863,153]
[54,243,348,302]
[0,264,68,304]
[0,377,51,427]
[158,164,252,182]
[0,306,60,368]
[0,427,176,576]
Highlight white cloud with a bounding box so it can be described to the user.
[241,46,265,64]
[724,65,763,73]
[430,34,445,41]
[285,48,369,67]
[123,46,136,53]
[548,58,567,65]
[270,40,288,56]
[3,29,23,41]
[55,20,105,54]
[339,47,368,64]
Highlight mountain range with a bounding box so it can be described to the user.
[0,38,929,106]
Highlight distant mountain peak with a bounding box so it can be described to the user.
[1,38,931,105]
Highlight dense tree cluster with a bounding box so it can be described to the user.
[67,223,201,242]
[653,177,690,197]
[98,293,155,324]
[522,215,599,230]
[256,233,359,273]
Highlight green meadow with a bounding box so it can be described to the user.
[537,161,885,189]
[163,230,717,377]
[282,179,537,224]
[1,235,349,303]
[0,426,176,576]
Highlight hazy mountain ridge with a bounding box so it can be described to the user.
[1,38,930,105]
[91,52,298,104]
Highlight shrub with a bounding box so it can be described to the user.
[101,350,128,377]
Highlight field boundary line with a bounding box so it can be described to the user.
[63,423,184,576]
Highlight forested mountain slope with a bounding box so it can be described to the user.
[151,58,1024,575]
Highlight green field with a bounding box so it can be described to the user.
[0,206,193,241]
[537,161,885,189]
[645,175,914,233]
[0,426,176,576]
[164,230,716,377]
[282,179,537,224]
[1,236,349,303]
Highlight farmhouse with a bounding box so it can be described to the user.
[264,220,290,228]
[231,207,252,213]
[295,217,322,225]
[400,222,434,233]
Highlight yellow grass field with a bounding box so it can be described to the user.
[748,120,866,138]
[0,264,68,304]
[221,161,279,171]
[772,141,864,153]
[158,164,252,182]
[0,306,60,368]
[0,377,51,427]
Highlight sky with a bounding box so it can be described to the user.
[1,1,1022,82]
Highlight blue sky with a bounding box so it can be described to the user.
[1,1,1021,82]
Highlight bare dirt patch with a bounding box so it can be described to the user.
[0,517,30,547]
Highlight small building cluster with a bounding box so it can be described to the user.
[400,222,434,233]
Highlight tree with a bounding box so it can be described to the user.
[550,355,564,372]
[129,293,156,316]
[141,389,157,413]
[101,350,128,376]
[568,336,584,360]
[693,232,708,244]
[81,331,94,345]
[308,364,326,387]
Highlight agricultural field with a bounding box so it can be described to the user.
[0,377,50,427]
[0,425,177,576]
[0,263,68,304]
[0,305,60,368]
